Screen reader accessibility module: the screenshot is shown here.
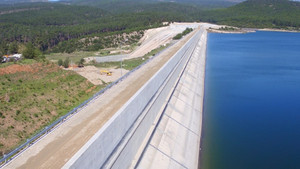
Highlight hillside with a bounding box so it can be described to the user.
[0,3,166,53]
[0,60,102,154]
[0,2,203,54]
[200,0,300,29]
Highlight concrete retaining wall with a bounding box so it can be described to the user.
[63,30,202,169]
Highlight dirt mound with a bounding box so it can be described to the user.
[0,64,40,75]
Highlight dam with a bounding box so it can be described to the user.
[2,25,210,169]
[64,27,207,169]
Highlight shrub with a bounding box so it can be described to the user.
[63,57,70,68]
[173,33,183,40]
[58,59,63,66]
[78,58,85,67]
[16,110,20,115]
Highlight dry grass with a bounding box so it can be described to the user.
[0,60,103,155]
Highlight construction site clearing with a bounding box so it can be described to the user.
[68,22,201,86]
[72,66,129,85]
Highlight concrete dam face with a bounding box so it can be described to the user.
[63,27,208,169]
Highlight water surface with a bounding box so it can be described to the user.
[201,31,300,169]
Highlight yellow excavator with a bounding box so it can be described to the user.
[100,70,112,76]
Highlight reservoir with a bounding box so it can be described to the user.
[201,31,300,169]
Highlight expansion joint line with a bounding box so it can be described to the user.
[148,144,188,169]
[168,94,197,111]
[163,113,199,137]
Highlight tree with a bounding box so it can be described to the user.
[0,42,8,55]
[22,43,43,60]
[0,51,3,63]
[63,57,70,68]
[58,59,63,66]
[22,43,37,59]
[8,42,18,54]
[78,58,85,67]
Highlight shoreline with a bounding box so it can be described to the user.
[257,28,300,33]
[207,26,300,34]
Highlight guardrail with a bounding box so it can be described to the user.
[0,43,170,168]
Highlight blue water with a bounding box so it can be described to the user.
[201,31,300,169]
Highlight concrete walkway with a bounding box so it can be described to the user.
[135,29,207,169]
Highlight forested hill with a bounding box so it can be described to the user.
[0,3,111,52]
[200,0,300,29]
[1,0,300,56]
[70,0,238,9]
[0,2,202,54]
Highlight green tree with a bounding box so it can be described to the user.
[22,43,37,59]
[63,57,70,68]
[8,42,18,54]
[0,42,8,55]
[0,51,3,63]
[58,59,63,66]
[22,43,43,60]
[78,58,85,67]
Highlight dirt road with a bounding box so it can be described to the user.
[89,23,201,63]
[3,24,203,169]
[128,22,200,59]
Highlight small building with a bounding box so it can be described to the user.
[1,54,22,63]
[12,54,22,59]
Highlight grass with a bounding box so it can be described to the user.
[45,51,96,64]
[45,42,141,64]
[0,59,104,155]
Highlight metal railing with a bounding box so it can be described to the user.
[0,44,173,167]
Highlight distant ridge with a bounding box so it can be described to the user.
[200,0,300,29]
[69,0,239,9]
[0,0,240,8]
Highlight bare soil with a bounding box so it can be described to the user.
[0,64,40,75]
[73,66,129,85]
[128,22,201,59]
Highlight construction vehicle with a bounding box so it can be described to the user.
[100,70,112,76]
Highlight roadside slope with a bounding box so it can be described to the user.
[0,61,100,156]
